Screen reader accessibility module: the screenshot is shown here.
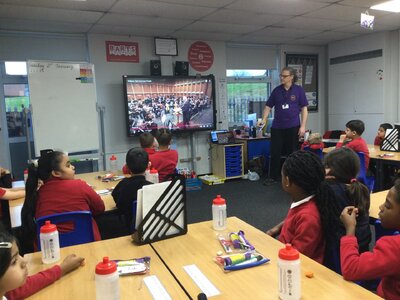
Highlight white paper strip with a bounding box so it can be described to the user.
[183,264,220,297]
[143,275,172,300]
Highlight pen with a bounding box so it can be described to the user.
[224,256,269,271]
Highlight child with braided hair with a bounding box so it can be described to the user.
[266,150,341,263]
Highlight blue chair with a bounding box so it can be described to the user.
[356,152,375,193]
[36,211,94,250]
[374,219,400,241]
[303,146,323,160]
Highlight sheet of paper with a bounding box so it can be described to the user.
[12,180,25,189]
[135,189,143,229]
[183,264,220,297]
[96,189,110,195]
[143,275,172,300]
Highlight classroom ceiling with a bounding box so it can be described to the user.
[0,0,399,46]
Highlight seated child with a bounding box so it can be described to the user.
[151,129,178,182]
[374,123,393,146]
[0,166,25,201]
[112,148,152,231]
[340,180,400,300]
[122,132,158,174]
[0,226,84,300]
[265,151,341,264]
[323,147,371,273]
[21,150,105,252]
[336,120,369,169]
[301,132,325,150]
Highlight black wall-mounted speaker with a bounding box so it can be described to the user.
[150,60,161,76]
[174,61,189,76]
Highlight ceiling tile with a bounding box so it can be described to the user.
[375,13,400,27]
[338,0,389,8]
[307,30,359,40]
[230,35,291,44]
[335,22,398,33]
[152,0,235,8]
[0,4,102,23]
[275,16,354,31]
[202,9,292,26]
[227,0,330,16]
[98,13,191,30]
[111,0,216,19]
[182,21,264,34]
[286,38,328,46]
[0,0,115,11]
[255,27,323,39]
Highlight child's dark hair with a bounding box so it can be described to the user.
[157,129,172,147]
[324,147,370,215]
[346,120,365,135]
[380,123,393,132]
[0,226,15,278]
[126,147,148,174]
[393,178,400,204]
[21,151,65,248]
[139,132,155,148]
[282,151,341,244]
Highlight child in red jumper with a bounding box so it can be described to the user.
[266,151,341,263]
[151,129,178,182]
[374,123,393,146]
[0,228,84,300]
[336,120,369,169]
[122,132,158,174]
[300,132,325,151]
[340,180,400,300]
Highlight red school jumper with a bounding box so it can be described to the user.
[6,266,62,300]
[279,196,325,264]
[150,149,178,182]
[341,235,400,300]
[35,177,105,241]
[336,137,370,169]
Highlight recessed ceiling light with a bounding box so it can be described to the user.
[371,0,400,13]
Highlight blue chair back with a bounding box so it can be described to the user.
[36,211,94,250]
[356,152,375,192]
[374,219,400,241]
[303,146,323,160]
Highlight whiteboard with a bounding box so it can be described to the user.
[28,60,99,157]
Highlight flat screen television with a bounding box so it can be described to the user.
[123,75,216,136]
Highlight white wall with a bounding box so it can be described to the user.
[328,31,399,143]
[280,45,328,135]
[87,34,226,174]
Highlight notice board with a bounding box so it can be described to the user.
[286,54,318,111]
[27,60,99,157]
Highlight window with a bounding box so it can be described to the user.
[5,62,27,76]
[226,69,276,127]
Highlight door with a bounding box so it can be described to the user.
[0,62,34,179]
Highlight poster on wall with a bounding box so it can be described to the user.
[286,54,318,112]
[188,41,214,72]
[105,41,139,63]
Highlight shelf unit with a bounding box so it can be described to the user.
[211,143,244,180]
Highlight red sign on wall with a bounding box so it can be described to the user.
[188,41,214,72]
[105,41,139,63]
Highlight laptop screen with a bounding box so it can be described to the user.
[210,130,227,143]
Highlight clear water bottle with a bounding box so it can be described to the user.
[40,220,60,264]
[109,155,118,173]
[212,195,227,230]
[95,257,120,300]
[149,168,159,183]
[278,244,301,300]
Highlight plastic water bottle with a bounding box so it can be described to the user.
[212,195,227,230]
[145,167,151,182]
[95,257,120,300]
[40,220,60,264]
[109,155,118,173]
[23,169,28,183]
[278,244,301,300]
[149,168,159,183]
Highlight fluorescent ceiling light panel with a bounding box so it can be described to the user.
[371,1,400,13]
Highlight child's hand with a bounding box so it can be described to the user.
[339,134,347,143]
[340,206,358,236]
[60,254,85,276]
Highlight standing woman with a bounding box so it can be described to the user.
[260,67,308,184]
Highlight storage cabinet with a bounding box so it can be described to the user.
[211,144,244,180]
[235,137,270,172]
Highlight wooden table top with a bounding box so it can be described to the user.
[9,171,122,227]
[151,217,381,299]
[324,144,400,162]
[24,236,188,300]
[370,190,387,219]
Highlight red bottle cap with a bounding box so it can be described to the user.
[40,220,57,234]
[213,195,226,205]
[279,244,299,260]
[150,168,158,174]
[24,169,28,174]
[110,155,117,161]
[95,257,117,275]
